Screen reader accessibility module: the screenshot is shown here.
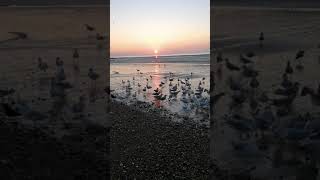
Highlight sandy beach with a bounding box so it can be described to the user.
[0,6,109,179]
[211,7,320,180]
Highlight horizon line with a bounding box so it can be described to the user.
[111,52,210,59]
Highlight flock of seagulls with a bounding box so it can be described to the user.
[0,23,106,122]
[212,33,320,179]
[113,68,210,116]
[0,48,102,121]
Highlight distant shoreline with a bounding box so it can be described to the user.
[111,53,210,59]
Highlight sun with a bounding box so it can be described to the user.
[154,49,158,54]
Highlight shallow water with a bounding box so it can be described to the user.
[110,55,210,123]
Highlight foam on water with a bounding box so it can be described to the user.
[110,54,210,124]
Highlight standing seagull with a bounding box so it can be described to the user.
[285,61,293,74]
[96,33,106,50]
[250,76,260,89]
[295,50,305,71]
[88,68,100,101]
[259,32,264,48]
[55,58,66,82]
[73,48,80,91]
[37,57,48,72]
[217,51,223,63]
[73,49,80,69]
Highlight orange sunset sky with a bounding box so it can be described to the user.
[111,0,210,57]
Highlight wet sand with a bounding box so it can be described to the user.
[0,113,108,179]
[0,6,109,179]
[211,7,320,180]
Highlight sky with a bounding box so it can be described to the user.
[110,0,210,57]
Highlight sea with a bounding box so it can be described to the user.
[110,54,210,123]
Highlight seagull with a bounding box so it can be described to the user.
[295,50,305,60]
[55,57,63,66]
[271,94,296,107]
[224,115,254,139]
[8,32,28,40]
[96,33,106,40]
[240,54,253,64]
[1,103,21,117]
[73,48,79,59]
[159,95,167,101]
[231,90,247,106]
[170,90,180,96]
[171,84,178,92]
[88,68,99,90]
[301,86,320,106]
[84,24,95,31]
[250,76,260,89]
[274,82,300,97]
[242,65,258,78]
[146,83,152,89]
[285,61,293,74]
[50,77,66,97]
[225,58,240,71]
[153,91,161,96]
[88,68,100,81]
[72,95,86,113]
[259,32,264,48]
[37,57,48,72]
[55,61,66,81]
[0,88,15,98]
[246,52,255,58]
[216,51,223,63]
[281,73,293,89]
[296,62,304,71]
[88,68,100,101]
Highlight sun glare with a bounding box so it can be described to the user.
[154,49,158,54]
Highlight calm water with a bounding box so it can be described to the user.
[110,54,210,123]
